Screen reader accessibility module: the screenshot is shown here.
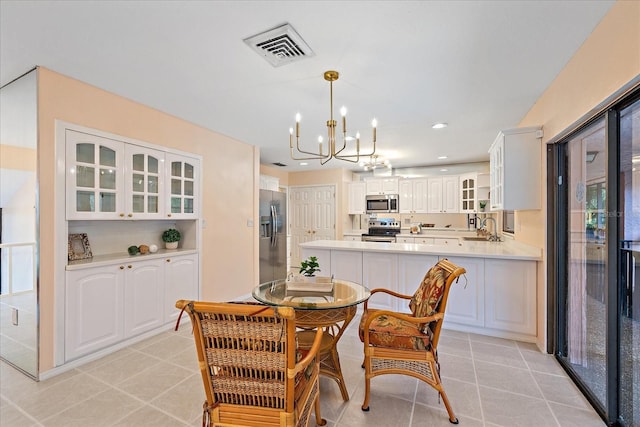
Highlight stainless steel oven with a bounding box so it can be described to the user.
[361,234,397,243]
[361,218,400,243]
[366,194,399,214]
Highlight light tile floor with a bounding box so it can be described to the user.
[0,318,606,426]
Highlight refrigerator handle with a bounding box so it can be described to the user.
[271,205,277,247]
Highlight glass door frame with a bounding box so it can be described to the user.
[547,87,639,426]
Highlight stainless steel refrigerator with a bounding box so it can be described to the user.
[259,189,287,283]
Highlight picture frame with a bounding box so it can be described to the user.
[68,233,93,260]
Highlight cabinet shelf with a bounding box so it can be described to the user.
[66,248,198,270]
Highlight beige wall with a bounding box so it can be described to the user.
[37,68,258,372]
[0,145,36,170]
[515,0,640,350]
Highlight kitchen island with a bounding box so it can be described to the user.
[300,239,541,343]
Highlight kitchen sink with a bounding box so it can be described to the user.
[462,236,492,242]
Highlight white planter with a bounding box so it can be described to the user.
[165,241,179,250]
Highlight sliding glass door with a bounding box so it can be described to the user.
[619,99,639,427]
[551,91,639,426]
[559,118,608,408]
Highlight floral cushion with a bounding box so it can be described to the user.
[408,265,447,330]
[358,310,431,351]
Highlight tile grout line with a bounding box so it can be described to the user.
[468,335,487,426]
[516,342,563,427]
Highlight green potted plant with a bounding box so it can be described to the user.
[479,201,487,212]
[299,256,321,278]
[162,228,181,249]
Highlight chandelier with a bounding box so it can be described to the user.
[360,155,391,171]
[289,70,377,165]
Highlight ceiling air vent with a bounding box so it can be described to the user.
[272,162,287,167]
[243,23,314,67]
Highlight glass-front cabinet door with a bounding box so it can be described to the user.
[165,153,199,219]
[124,145,164,219]
[66,130,124,220]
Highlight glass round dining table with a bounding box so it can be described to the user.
[253,278,370,401]
[252,278,370,309]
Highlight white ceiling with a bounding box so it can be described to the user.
[0,0,615,172]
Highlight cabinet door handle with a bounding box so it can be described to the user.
[127,265,132,269]
[167,213,172,218]
[166,259,171,262]
[119,265,125,270]
[127,213,133,218]
[119,213,125,217]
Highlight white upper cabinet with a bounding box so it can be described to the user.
[125,145,165,219]
[489,126,542,211]
[66,129,201,220]
[365,177,399,195]
[427,176,459,213]
[459,173,490,214]
[165,153,200,219]
[399,178,428,213]
[66,130,126,220]
[259,175,279,191]
[348,182,366,214]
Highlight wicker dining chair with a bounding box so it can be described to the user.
[176,300,326,427]
[358,259,466,424]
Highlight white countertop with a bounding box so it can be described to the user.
[301,239,541,261]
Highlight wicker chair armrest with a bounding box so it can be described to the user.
[364,288,412,311]
[290,327,323,378]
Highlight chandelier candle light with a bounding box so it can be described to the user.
[290,70,377,165]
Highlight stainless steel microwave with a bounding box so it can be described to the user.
[366,194,399,214]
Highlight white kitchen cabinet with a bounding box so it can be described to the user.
[489,127,542,211]
[259,175,279,191]
[363,252,398,311]
[432,237,459,246]
[484,259,537,335]
[125,145,165,219]
[164,253,199,323]
[397,236,415,244]
[348,182,366,214]
[66,129,201,220]
[414,237,435,244]
[123,258,165,338]
[399,178,428,213]
[398,254,439,313]
[442,256,485,328]
[330,250,363,284]
[365,177,399,195]
[65,265,125,360]
[427,176,459,213]
[165,153,200,219]
[459,173,490,214]
[66,130,126,220]
[343,235,361,242]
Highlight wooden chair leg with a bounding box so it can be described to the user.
[361,355,371,411]
[314,393,326,426]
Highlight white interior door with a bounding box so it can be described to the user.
[289,185,335,270]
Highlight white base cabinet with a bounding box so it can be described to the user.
[484,259,536,335]
[65,266,124,361]
[164,253,199,323]
[65,253,198,361]
[124,258,165,338]
[443,256,485,328]
[363,252,398,312]
[300,246,538,341]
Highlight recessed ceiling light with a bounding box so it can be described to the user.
[437,156,448,160]
[440,168,448,172]
[300,162,308,166]
[432,123,448,129]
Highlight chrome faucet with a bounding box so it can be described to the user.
[480,217,501,241]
